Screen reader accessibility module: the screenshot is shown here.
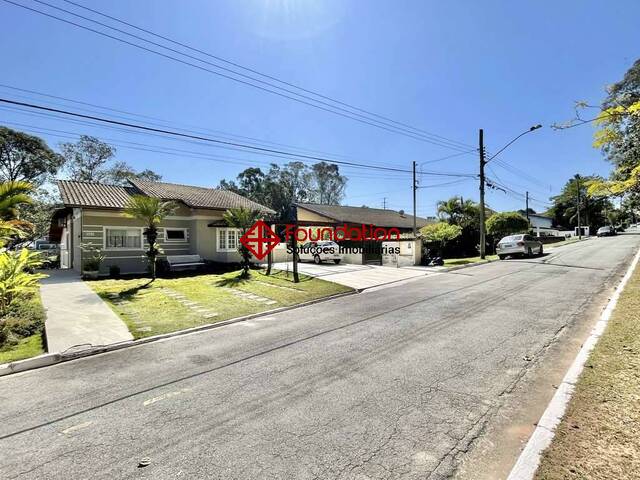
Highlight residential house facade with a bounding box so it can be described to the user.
[51,179,274,275]
[290,203,431,266]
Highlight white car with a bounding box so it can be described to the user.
[298,241,342,264]
[496,234,543,260]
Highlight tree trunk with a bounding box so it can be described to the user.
[146,226,158,280]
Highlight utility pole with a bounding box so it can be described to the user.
[525,191,530,224]
[576,174,582,240]
[478,129,487,259]
[383,197,387,210]
[412,161,417,237]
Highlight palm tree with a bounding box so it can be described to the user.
[124,195,178,280]
[223,207,262,278]
[0,181,34,220]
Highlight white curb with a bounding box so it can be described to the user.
[507,245,640,480]
[0,289,357,377]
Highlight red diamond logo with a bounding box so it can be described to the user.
[239,220,280,260]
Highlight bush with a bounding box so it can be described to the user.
[109,264,121,278]
[0,248,45,315]
[0,293,45,348]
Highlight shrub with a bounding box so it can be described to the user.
[486,212,530,238]
[0,293,45,348]
[109,265,121,278]
[0,248,45,315]
[420,222,463,256]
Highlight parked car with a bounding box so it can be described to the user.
[597,226,616,237]
[298,241,342,264]
[496,234,543,260]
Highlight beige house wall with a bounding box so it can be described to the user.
[68,207,244,275]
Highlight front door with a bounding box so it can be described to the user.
[60,231,70,269]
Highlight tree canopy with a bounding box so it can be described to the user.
[420,222,462,244]
[0,127,64,185]
[485,212,529,238]
[60,135,162,185]
[219,161,347,221]
[547,175,612,231]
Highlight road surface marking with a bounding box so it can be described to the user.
[60,421,92,435]
[143,388,192,406]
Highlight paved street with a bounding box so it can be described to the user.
[1,234,639,479]
[272,261,437,289]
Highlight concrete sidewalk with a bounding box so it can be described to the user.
[40,270,133,353]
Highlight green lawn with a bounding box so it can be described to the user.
[89,269,352,339]
[534,258,640,479]
[0,333,44,364]
[443,255,499,266]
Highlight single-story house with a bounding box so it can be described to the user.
[50,179,274,275]
[288,203,431,266]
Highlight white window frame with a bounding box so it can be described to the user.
[103,226,144,251]
[217,228,240,252]
[164,227,188,243]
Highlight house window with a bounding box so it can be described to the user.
[165,228,187,242]
[218,228,239,252]
[105,227,142,249]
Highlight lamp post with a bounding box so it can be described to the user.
[478,125,542,259]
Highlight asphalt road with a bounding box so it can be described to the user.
[2,234,639,480]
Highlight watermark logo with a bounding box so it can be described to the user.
[239,220,280,260]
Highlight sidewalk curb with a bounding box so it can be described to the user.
[0,289,358,377]
[506,245,640,480]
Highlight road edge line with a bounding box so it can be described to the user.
[506,245,640,480]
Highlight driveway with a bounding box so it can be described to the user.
[40,270,133,353]
[2,234,639,479]
[272,260,437,289]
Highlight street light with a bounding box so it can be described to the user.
[478,125,542,259]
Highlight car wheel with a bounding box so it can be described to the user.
[333,259,341,264]
[498,255,506,260]
[314,254,322,264]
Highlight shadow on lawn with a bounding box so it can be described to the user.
[118,279,155,299]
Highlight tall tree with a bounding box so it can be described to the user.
[60,136,162,185]
[123,195,178,280]
[548,176,612,231]
[107,161,163,185]
[219,162,347,221]
[308,162,346,204]
[60,135,116,182]
[0,127,64,185]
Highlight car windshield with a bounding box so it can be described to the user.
[318,241,338,248]
[501,235,523,242]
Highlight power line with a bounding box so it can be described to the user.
[0,97,478,179]
[0,84,367,162]
[4,0,474,152]
[60,0,476,151]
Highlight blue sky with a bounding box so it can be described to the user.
[1,0,639,216]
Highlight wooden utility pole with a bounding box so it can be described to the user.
[412,161,417,237]
[576,174,582,240]
[479,129,487,259]
[525,191,530,224]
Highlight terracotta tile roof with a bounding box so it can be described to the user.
[57,179,275,213]
[297,203,431,229]
[129,179,274,213]
[57,180,139,209]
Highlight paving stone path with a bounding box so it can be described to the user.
[108,293,153,333]
[229,289,278,305]
[159,288,219,320]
